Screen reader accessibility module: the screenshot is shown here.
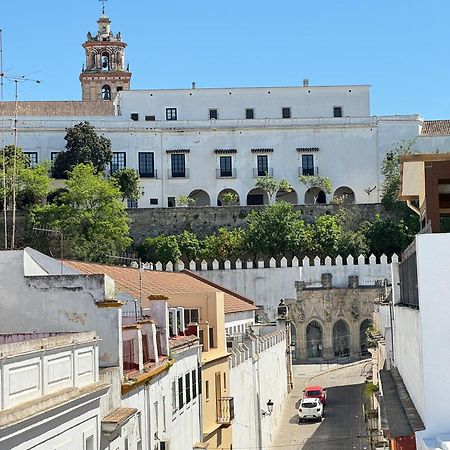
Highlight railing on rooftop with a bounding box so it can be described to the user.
[399,239,419,308]
[216,397,235,425]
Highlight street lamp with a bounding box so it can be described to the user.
[261,399,274,417]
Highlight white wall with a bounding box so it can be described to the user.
[230,326,288,450]
[225,310,254,336]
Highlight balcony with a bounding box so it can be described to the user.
[216,168,237,179]
[298,166,319,176]
[168,168,189,179]
[399,239,419,308]
[253,167,273,178]
[216,397,235,425]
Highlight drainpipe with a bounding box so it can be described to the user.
[406,200,420,216]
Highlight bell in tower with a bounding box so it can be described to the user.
[79,12,132,102]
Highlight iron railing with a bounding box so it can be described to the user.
[253,167,273,178]
[216,168,237,178]
[298,166,319,176]
[216,397,235,424]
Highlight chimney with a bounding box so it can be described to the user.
[192,81,196,89]
[303,79,309,87]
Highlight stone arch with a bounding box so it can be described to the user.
[359,318,373,356]
[306,319,323,358]
[276,188,298,204]
[246,188,269,206]
[188,189,210,206]
[101,85,111,101]
[333,319,350,357]
[304,187,326,204]
[101,51,110,71]
[333,186,355,205]
[217,188,240,206]
[90,51,96,68]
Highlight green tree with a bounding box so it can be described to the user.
[141,235,181,264]
[0,145,52,209]
[221,191,239,206]
[200,227,248,260]
[177,194,196,207]
[312,215,343,258]
[178,230,200,261]
[111,168,140,202]
[30,163,131,262]
[255,174,293,204]
[52,122,112,178]
[246,202,312,257]
[299,175,333,203]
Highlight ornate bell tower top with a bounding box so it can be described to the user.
[79,13,132,102]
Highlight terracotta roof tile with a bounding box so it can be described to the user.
[421,120,450,135]
[64,261,257,314]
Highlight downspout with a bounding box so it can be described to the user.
[406,200,420,216]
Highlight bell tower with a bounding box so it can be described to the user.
[79,13,132,102]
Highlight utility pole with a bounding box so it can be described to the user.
[0,29,7,249]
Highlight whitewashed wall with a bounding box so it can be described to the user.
[225,310,255,336]
[230,327,288,450]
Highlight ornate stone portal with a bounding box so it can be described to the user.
[286,274,385,362]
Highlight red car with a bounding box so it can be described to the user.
[303,385,327,405]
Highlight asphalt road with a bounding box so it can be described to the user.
[301,384,369,450]
[270,360,371,450]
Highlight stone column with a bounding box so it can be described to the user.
[322,322,334,360]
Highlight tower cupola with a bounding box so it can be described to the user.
[79,14,131,102]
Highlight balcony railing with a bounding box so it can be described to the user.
[168,168,189,179]
[216,397,235,424]
[253,167,273,178]
[298,166,319,176]
[139,169,158,179]
[216,168,237,179]
[399,239,419,308]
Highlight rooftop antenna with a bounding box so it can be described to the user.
[99,0,108,15]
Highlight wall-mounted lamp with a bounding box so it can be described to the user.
[261,399,274,417]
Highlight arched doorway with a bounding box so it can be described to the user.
[333,320,350,357]
[276,188,298,204]
[217,189,240,206]
[306,320,323,358]
[359,319,373,356]
[333,186,355,205]
[290,323,298,363]
[246,188,269,206]
[189,189,210,206]
[304,187,326,204]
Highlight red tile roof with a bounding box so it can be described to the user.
[64,261,256,315]
[421,120,450,135]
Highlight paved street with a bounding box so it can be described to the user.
[270,360,371,450]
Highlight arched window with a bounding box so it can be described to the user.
[101,85,111,101]
[101,52,110,71]
[90,52,96,68]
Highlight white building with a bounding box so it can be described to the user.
[5,13,450,209]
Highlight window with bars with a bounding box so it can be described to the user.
[24,152,38,168]
[111,152,126,174]
[171,154,185,177]
[138,152,155,177]
[209,109,218,120]
[245,108,254,119]
[172,380,177,413]
[185,372,191,403]
[219,156,232,177]
[257,155,269,176]
[166,108,177,121]
[333,106,343,117]
[127,198,138,209]
[301,154,314,175]
[50,152,60,177]
[192,369,197,398]
[198,364,202,395]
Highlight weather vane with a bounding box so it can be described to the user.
[99,0,108,15]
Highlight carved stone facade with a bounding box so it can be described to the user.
[80,15,131,101]
[287,274,384,362]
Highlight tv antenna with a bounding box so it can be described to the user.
[0,29,41,249]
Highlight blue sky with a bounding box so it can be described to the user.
[2,0,450,119]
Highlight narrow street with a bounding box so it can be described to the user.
[270,360,371,450]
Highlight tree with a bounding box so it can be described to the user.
[30,163,131,262]
[246,202,312,257]
[255,174,293,204]
[177,194,196,207]
[111,168,140,202]
[52,122,112,178]
[221,191,239,206]
[200,228,248,260]
[299,175,332,203]
[311,215,343,258]
[0,145,52,209]
[178,230,200,261]
[141,235,181,264]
